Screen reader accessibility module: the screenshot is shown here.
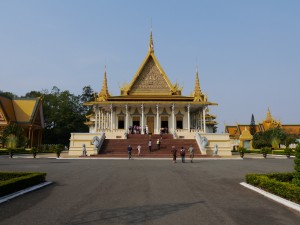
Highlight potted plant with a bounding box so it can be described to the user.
[31,147,38,158]
[238,147,246,158]
[261,147,270,158]
[284,147,292,158]
[54,144,63,158]
[8,148,14,158]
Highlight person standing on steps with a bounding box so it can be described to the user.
[156,139,160,150]
[188,145,194,163]
[180,146,186,163]
[148,139,152,152]
[171,146,177,163]
[128,145,132,159]
[137,144,141,157]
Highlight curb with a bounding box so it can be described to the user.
[240,182,300,213]
[0,181,53,204]
[57,157,243,160]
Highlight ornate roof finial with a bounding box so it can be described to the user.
[265,107,273,122]
[149,28,154,53]
[98,65,110,101]
[193,65,204,101]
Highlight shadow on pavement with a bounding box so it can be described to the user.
[68,201,204,225]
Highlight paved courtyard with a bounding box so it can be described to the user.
[0,157,299,225]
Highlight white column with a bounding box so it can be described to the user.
[106,112,109,129]
[141,104,144,134]
[98,108,101,131]
[125,105,128,133]
[172,104,175,133]
[101,110,103,130]
[200,110,202,131]
[156,104,159,134]
[110,104,113,131]
[187,104,190,132]
[94,105,98,132]
[203,106,206,133]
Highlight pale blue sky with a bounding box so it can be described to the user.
[1,0,299,132]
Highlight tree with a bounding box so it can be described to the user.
[1,123,27,148]
[249,114,256,135]
[80,85,94,115]
[34,86,89,146]
[0,91,18,99]
[252,127,288,149]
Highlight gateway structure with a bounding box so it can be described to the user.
[69,32,231,156]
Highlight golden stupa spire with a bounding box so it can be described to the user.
[149,29,154,53]
[98,66,110,101]
[265,107,273,122]
[193,66,203,101]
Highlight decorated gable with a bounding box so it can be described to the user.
[129,56,173,95]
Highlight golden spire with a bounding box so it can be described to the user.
[98,66,110,101]
[149,30,154,53]
[193,66,203,101]
[265,107,273,122]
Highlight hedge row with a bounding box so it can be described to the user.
[0,172,46,197]
[246,173,300,204]
[0,148,28,155]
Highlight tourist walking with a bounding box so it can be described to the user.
[137,144,141,157]
[188,145,194,163]
[148,139,152,152]
[171,146,177,163]
[156,139,160,150]
[180,146,186,163]
[128,145,132,159]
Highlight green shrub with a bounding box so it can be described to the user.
[246,173,300,204]
[0,172,46,197]
[293,143,300,186]
[238,147,246,158]
[54,144,64,158]
[261,147,271,158]
[284,147,292,158]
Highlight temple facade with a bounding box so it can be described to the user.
[69,32,231,156]
[85,32,217,135]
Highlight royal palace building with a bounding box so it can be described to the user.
[69,32,231,156]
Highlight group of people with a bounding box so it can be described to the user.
[127,144,142,159]
[171,145,194,163]
[127,142,194,162]
[128,125,148,134]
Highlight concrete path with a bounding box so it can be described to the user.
[0,157,299,225]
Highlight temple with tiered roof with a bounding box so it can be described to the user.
[225,108,300,149]
[69,32,231,156]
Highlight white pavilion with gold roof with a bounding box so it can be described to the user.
[69,32,231,156]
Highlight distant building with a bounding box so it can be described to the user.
[225,108,300,149]
[0,95,44,147]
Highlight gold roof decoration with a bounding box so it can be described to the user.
[263,107,281,129]
[121,31,181,96]
[239,127,253,141]
[193,67,205,102]
[265,107,273,122]
[97,66,110,101]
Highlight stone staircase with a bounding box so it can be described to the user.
[92,134,205,158]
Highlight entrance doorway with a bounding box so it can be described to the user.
[132,116,140,126]
[147,117,154,134]
[176,116,183,129]
[118,116,125,129]
[161,116,168,133]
